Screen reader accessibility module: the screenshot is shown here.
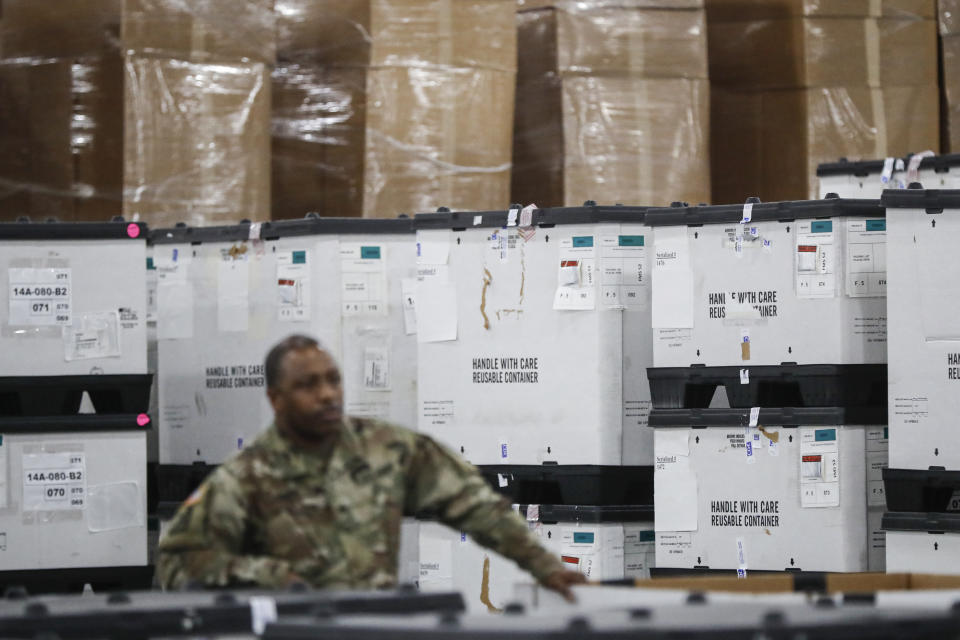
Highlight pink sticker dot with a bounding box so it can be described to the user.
[127,223,141,239]
[136,413,150,427]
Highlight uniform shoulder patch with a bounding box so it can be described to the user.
[183,485,206,507]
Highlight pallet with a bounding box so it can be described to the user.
[0,375,152,416]
[478,465,653,506]
[647,364,886,409]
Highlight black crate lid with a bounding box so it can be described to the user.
[519,504,653,523]
[413,204,648,230]
[817,153,960,177]
[881,188,960,209]
[644,197,883,227]
[650,407,886,428]
[150,217,414,244]
[0,220,148,241]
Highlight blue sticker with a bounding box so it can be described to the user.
[883,427,889,439]
[618,235,644,247]
[866,219,886,232]
[292,250,307,264]
[638,530,655,542]
[500,443,508,459]
[573,532,595,544]
[572,236,594,248]
[461,532,466,542]
[811,221,833,233]
[172,248,179,262]
[146,257,155,270]
[815,428,837,442]
[361,246,381,260]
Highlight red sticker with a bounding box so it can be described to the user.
[797,245,817,253]
[802,455,821,462]
[136,413,150,427]
[561,555,580,565]
[127,223,141,239]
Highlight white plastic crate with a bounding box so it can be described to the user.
[818,153,960,199]
[886,524,960,575]
[883,189,960,469]
[419,505,651,614]
[647,198,887,369]
[0,222,147,376]
[413,206,653,466]
[653,408,882,572]
[153,219,417,466]
[0,426,147,570]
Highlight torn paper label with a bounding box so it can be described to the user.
[218,258,250,333]
[341,244,387,316]
[8,267,72,326]
[277,250,310,322]
[655,430,690,472]
[22,451,85,511]
[63,311,121,361]
[401,278,417,335]
[363,346,390,391]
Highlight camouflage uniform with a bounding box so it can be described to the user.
[157,417,563,590]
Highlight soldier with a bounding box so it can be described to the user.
[157,334,587,600]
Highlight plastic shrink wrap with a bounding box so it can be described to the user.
[941,0,960,152]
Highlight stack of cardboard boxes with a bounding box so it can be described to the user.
[708,0,940,203]
[0,0,272,227]
[271,0,517,219]
[0,1,124,222]
[511,0,711,208]
[942,0,960,152]
[121,0,273,227]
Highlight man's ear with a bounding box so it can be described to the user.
[267,386,282,413]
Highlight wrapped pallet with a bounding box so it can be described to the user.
[272,0,516,219]
[0,0,124,222]
[707,0,940,202]
[511,0,710,208]
[121,0,274,227]
[943,0,960,152]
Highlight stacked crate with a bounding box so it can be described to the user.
[647,197,890,572]
[413,205,654,611]
[881,187,960,572]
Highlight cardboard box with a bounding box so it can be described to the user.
[513,74,710,208]
[0,56,123,222]
[123,57,271,227]
[943,34,960,152]
[0,0,121,58]
[121,0,276,64]
[705,0,935,22]
[708,16,938,89]
[711,84,940,202]
[275,0,516,71]
[273,64,513,219]
[522,4,708,79]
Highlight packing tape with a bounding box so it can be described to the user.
[870,88,888,159]
[745,426,756,464]
[249,596,278,635]
[739,368,749,384]
[749,407,760,427]
[508,208,519,227]
[868,0,882,18]
[741,330,750,361]
[736,537,748,578]
[907,150,936,182]
[473,215,483,226]
[626,8,646,77]
[864,18,881,88]
[636,78,654,203]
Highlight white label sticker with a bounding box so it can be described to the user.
[600,235,648,310]
[845,219,887,298]
[363,346,390,391]
[740,368,749,384]
[749,407,760,427]
[341,244,388,316]
[554,237,597,311]
[800,427,840,508]
[507,208,519,227]
[22,451,86,511]
[796,221,837,299]
[277,250,311,322]
[473,215,482,226]
[741,203,753,224]
[8,268,72,326]
[249,596,277,635]
[63,311,122,361]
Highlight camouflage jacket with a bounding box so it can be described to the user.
[156,417,563,590]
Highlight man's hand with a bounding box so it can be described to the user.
[540,569,588,602]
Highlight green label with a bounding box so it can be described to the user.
[572,236,594,248]
[146,257,155,270]
[811,221,833,233]
[884,427,889,440]
[815,428,837,442]
[638,530,655,542]
[292,250,307,264]
[573,532,595,544]
[619,235,645,247]
[360,246,381,259]
[866,219,886,232]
